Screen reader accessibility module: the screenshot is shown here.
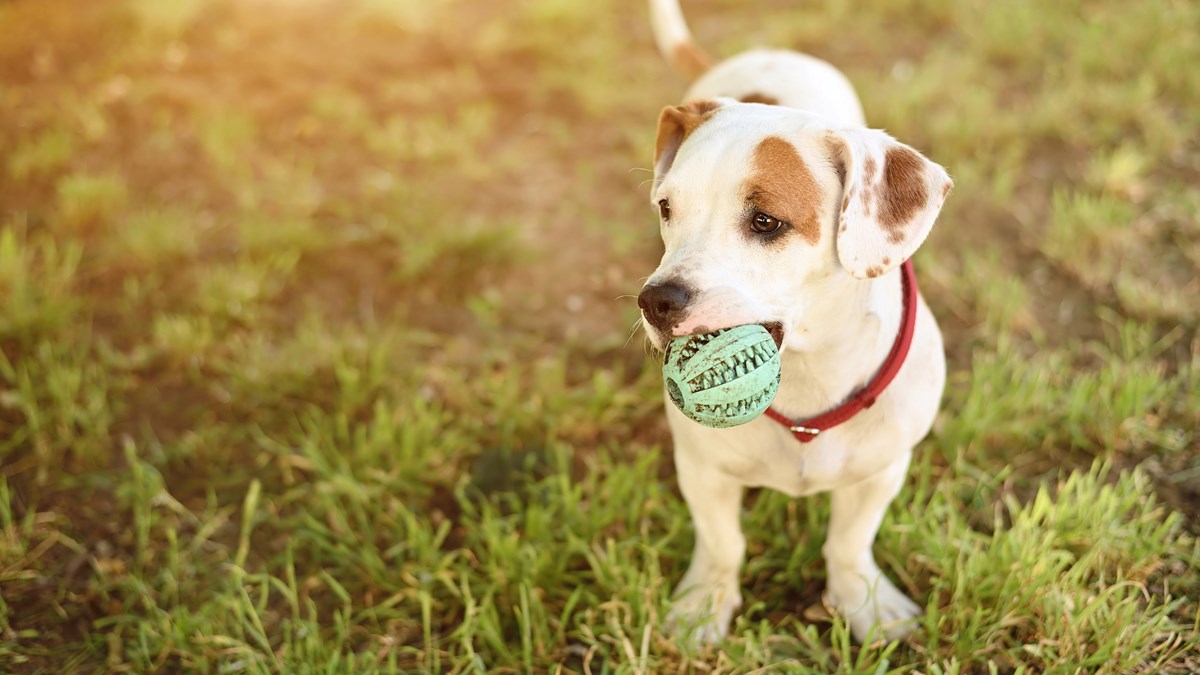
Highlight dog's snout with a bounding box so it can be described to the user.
[638,282,690,332]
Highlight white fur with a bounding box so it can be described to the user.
[686,50,866,126]
[648,0,695,67]
[645,0,950,645]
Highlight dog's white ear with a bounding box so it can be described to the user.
[654,99,725,178]
[825,129,952,279]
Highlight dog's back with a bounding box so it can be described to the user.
[648,0,866,125]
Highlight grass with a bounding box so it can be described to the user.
[1,0,1198,671]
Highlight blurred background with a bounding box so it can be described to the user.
[1,0,1197,671]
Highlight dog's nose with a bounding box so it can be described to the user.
[638,282,690,332]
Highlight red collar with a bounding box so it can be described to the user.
[764,259,919,443]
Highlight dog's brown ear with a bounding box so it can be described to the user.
[825,129,952,279]
[654,99,723,178]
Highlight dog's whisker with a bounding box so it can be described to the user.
[624,318,645,349]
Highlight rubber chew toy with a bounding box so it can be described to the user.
[662,324,782,428]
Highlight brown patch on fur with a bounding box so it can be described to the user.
[839,224,847,233]
[865,265,884,278]
[855,154,879,219]
[825,136,848,184]
[745,136,822,245]
[878,146,929,243]
[654,100,723,173]
[941,181,952,199]
[739,92,779,105]
[672,42,712,80]
[881,256,891,266]
[840,193,850,213]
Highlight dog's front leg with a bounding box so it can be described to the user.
[823,453,921,642]
[667,448,745,644]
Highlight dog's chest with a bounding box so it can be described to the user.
[668,405,889,496]
[717,428,871,496]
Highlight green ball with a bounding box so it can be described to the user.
[662,324,782,428]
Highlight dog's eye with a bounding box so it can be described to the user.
[751,212,784,234]
[658,199,671,220]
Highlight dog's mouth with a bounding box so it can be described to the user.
[669,321,784,349]
[762,321,785,350]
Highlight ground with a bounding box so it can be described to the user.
[1,0,1198,672]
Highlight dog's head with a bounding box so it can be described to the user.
[638,98,952,351]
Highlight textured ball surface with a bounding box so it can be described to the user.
[663,324,782,428]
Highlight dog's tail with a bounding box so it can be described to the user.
[648,0,712,81]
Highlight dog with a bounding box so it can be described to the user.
[638,0,952,644]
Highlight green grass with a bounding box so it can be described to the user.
[1,0,1198,671]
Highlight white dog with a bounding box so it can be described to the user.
[639,0,952,644]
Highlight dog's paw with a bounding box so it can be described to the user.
[665,580,741,645]
[826,567,921,643]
